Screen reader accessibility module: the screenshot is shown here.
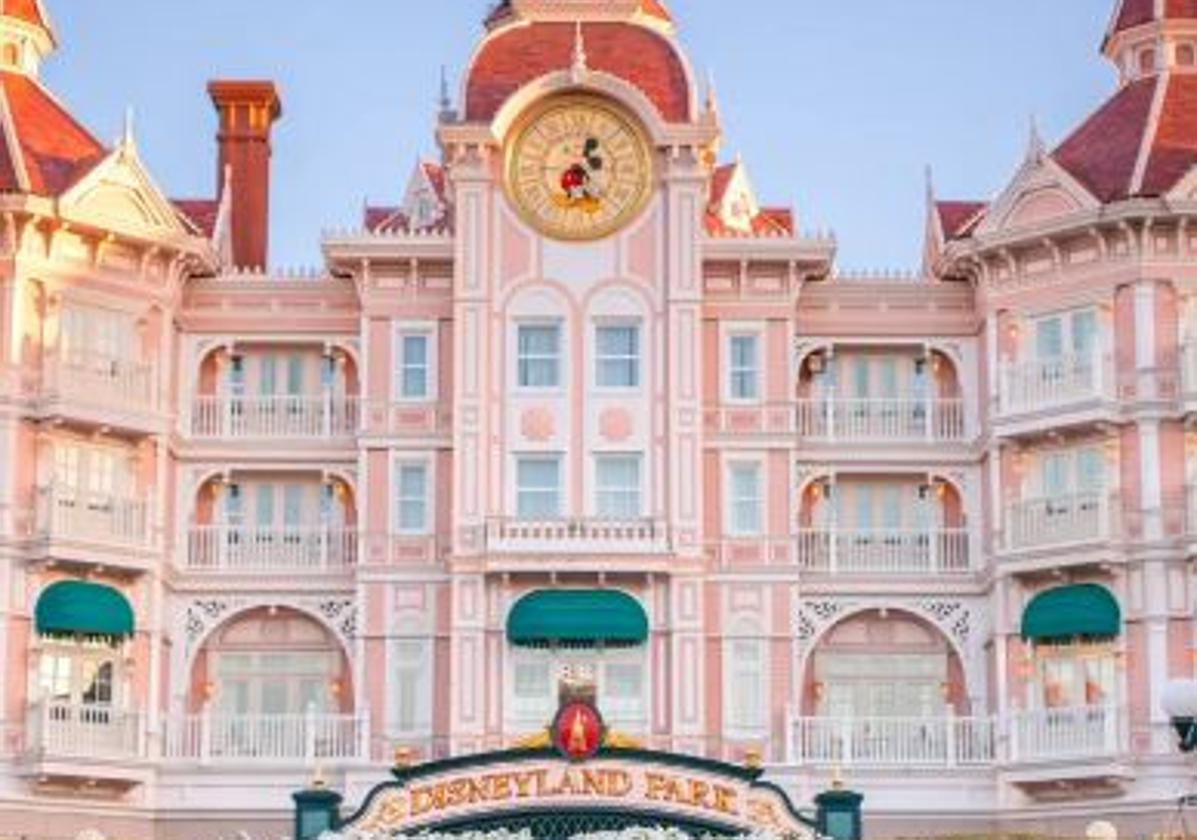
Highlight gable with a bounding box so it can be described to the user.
[59,145,188,236]
[975,151,1098,237]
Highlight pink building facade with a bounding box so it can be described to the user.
[1,0,1196,836]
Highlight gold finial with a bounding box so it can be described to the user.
[393,746,415,769]
[830,765,845,791]
[744,747,763,770]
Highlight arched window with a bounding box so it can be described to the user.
[1179,44,1195,67]
[1140,48,1157,74]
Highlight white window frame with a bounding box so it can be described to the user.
[388,618,433,736]
[515,320,564,392]
[594,320,642,391]
[1030,307,1099,361]
[722,621,768,737]
[393,322,438,403]
[514,454,564,521]
[391,456,433,536]
[723,326,763,404]
[594,453,643,520]
[726,459,764,537]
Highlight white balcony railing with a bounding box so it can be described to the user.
[1004,491,1113,551]
[788,715,996,767]
[163,709,369,764]
[998,352,1110,417]
[484,518,670,554]
[1008,705,1123,762]
[26,702,143,760]
[190,395,360,438]
[44,352,155,412]
[38,484,152,548]
[796,528,969,574]
[186,526,357,572]
[796,397,966,442]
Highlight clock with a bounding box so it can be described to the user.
[505,96,653,241]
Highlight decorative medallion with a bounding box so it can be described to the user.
[598,407,634,443]
[505,95,653,242]
[552,699,604,762]
[520,407,556,441]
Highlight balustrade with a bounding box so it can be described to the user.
[485,518,670,554]
[163,708,369,764]
[186,525,357,572]
[189,395,359,438]
[796,397,966,441]
[27,702,143,759]
[796,528,970,574]
[38,484,152,548]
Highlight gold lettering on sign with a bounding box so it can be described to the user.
[360,763,774,833]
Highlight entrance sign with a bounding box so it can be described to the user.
[343,751,815,838]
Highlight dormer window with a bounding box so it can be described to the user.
[1178,44,1195,66]
[1,42,18,68]
[1139,48,1157,74]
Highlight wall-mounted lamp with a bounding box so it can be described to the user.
[1162,680,1197,752]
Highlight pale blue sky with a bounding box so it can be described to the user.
[43,1,1113,270]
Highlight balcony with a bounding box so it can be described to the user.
[796,528,970,575]
[189,395,359,439]
[25,702,144,761]
[484,518,670,555]
[42,352,157,422]
[36,485,154,565]
[796,398,966,443]
[163,709,369,765]
[1002,491,1115,553]
[1007,705,1123,763]
[185,525,357,573]
[787,715,996,767]
[996,352,1112,424]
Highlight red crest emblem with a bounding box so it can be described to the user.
[552,700,604,762]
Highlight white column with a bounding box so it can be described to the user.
[1139,419,1162,541]
[1143,560,1173,752]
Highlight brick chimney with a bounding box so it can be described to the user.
[207,80,281,270]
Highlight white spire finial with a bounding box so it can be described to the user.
[571,22,588,82]
[1025,113,1046,164]
[924,164,935,203]
[437,65,456,123]
[705,70,719,116]
[120,105,136,152]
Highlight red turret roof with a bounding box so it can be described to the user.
[1,0,49,31]
[1052,73,1197,202]
[465,22,690,123]
[1111,0,1197,35]
[0,71,105,195]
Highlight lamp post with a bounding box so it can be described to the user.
[1161,679,1197,753]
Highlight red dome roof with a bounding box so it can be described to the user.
[465,21,691,123]
[1111,0,1197,35]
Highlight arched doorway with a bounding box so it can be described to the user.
[794,608,977,765]
[170,607,360,762]
[189,606,353,715]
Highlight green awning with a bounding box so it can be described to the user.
[35,580,134,639]
[1021,583,1120,642]
[507,589,648,647]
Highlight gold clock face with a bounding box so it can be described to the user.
[506,96,653,242]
